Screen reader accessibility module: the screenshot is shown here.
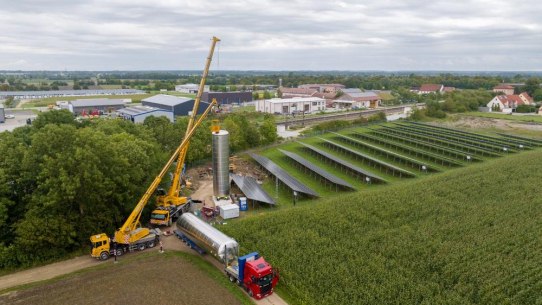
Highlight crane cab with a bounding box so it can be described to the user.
[90,233,111,260]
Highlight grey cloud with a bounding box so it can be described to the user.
[0,0,541,70]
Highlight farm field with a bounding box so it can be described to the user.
[462,111,542,123]
[222,148,542,305]
[0,252,252,305]
[249,121,537,208]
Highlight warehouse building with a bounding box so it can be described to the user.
[175,83,210,94]
[116,106,174,123]
[69,98,129,115]
[256,97,326,114]
[0,89,144,99]
[201,91,253,105]
[0,104,5,123]
[142,94,210,116]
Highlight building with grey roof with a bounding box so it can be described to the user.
[341,88,363,94]
[69,98,129,114]
[0,89,144,99]
[142,94,210,116]
[116,106,174,123]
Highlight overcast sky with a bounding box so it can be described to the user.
[0,0,541,71]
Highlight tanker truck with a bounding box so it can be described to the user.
[174,213,279,300]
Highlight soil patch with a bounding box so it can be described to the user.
[0,255,242,305]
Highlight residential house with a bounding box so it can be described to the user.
[340,88,363,94]
[336,92,382,109]
[255,97,326,114]
[442,87,456,93]
[518,92,534,105]
[493,85,515,95]
[486,93,531,112]
[311,91,337,107]
[418,84,444,94]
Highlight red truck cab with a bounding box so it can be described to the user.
[235,253,279,299]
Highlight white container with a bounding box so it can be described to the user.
[219,204,240,220]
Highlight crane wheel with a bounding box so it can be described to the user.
[116,249,123,257]
[138,244,146,251]
[100,252,109,260]
[147,241,156,248]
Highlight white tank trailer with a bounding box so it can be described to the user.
[212,130,230,197]
[176,213,239,263]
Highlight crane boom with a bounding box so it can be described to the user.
[167,37,221,199]
[115,98,217,243]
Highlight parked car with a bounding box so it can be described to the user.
[291,110,303,115]
[6,115,15,119]
[303,110,311,115]
[273,111,281,115]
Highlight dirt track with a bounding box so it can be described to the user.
[0,255,242,305]
[0,223,287,305]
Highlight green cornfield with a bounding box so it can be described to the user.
[223,149,542,304]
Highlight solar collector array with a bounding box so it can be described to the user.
[230,174,276,205]
[248,153,319,197]
[278,149,356,190]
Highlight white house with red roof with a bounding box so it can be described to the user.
[418,84,444,94]
[487,92,533,112]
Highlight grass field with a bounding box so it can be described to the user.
[223,149,542,304]
[462,111,542,123]
[98,84,122,89]
[0,252,252,305]
[23,94,156,107]
[232,106,255,112]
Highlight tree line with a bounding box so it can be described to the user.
[0,110,278,270]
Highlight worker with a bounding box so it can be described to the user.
[293,191,297,207]
[159,240,164,253]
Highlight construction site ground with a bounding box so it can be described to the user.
[0,222,287,305]
[0,254,244,305]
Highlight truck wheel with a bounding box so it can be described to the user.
[138,244,146,251]
[248,290,253,298]
[236,279,241,286]
[147,241,155,248]
[229,275,235,282]
[100,251,109,260]
[116,249,123,257]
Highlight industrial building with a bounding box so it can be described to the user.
[255,97,326,114]
[142,94,209,116]
[116,106,174,123]
[175,83,210,94]
[298,83,345,93]
[0,104,5,123]
[336,92,382,108]
[0,89,144,99]
[201,91,253,105]
[69,98,129,114]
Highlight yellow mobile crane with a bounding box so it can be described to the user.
[150,36,221,226]
[90,37,220,260]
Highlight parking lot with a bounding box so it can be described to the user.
[0,110,36,132]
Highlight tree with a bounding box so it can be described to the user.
[252,92,259,100]
[277,88,283,98]
[521,78,540,96]
[73,83,81,90]
[263,90,271,99]
[260,115,278,144]
[32,109,76,129]
[532,89,542,102]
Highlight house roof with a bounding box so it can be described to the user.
[496,95,524,106]
[419,84,443,92]
[341,92,381,102]
[494,85,515,89]
[70,98,127,107]
[263,97,325,104]
[519,92,534,103]
[311,92,337,99]
[300,83,345,88]
[279,87,317,95]
[341,88,363,93]
[443,87,456,92]
[142,94,194,106]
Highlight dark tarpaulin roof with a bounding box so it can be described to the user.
[230,174,276,205]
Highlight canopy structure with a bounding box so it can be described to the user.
[230,174,277,205]
[248,152,319,197]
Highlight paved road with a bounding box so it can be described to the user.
[0,110,36,132]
